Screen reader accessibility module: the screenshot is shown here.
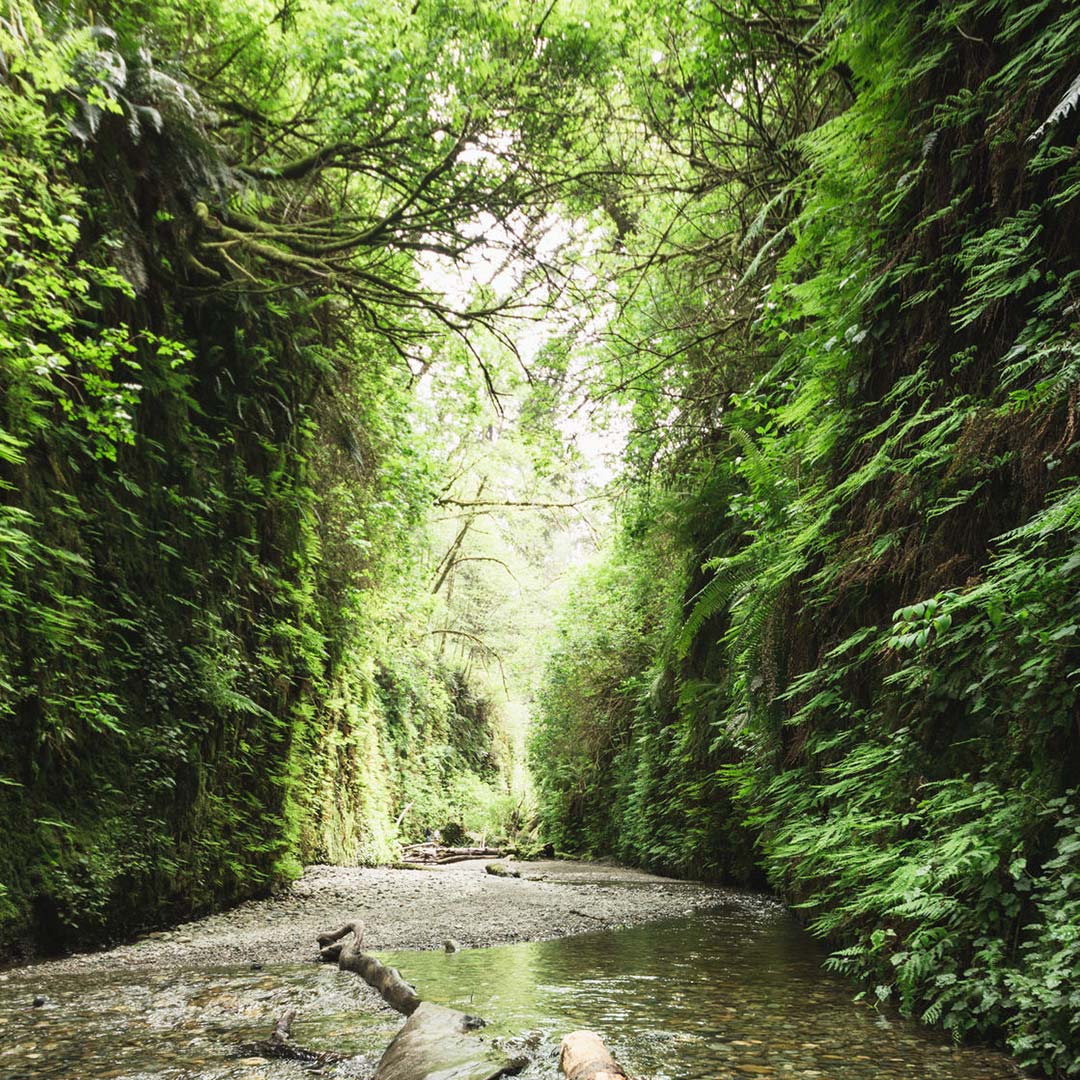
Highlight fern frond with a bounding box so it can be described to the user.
[1030,71,1080,141]
[740,183,794,250]
[676,551,756,657]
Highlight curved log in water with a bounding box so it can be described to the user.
[317,920,422,1015]
[247,921,623,1080]
[317,918,525,1079]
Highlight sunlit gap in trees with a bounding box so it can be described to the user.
[404,198,630,822]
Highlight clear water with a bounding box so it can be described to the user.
[0,896,1028,1079]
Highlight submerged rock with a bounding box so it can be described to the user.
[373,1001,524,1080]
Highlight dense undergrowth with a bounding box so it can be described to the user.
[533,2,1080,1075]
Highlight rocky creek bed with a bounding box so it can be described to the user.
[0,860,1032,1080]
[12,858,728,975]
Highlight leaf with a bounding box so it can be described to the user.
[1030,71,1080,141]
[136,105,163,134]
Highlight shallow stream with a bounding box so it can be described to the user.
[0,893,1028,1080]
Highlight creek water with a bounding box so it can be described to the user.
[0,893,1028,1080]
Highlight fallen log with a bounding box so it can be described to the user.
[317,918,525,1079]
[400,843,507,862]
[401,842,437,856]
[437,852,505,865]
[560,1031,627,1080]
[245,920,622,1080]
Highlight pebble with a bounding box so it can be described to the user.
[32,994,45,1007]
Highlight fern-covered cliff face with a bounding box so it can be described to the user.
[533,2,1080,1076]
[0,1,536,954]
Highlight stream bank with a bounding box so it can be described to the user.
[13,859,730,975]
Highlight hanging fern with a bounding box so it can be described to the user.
[1029,70,1080,141]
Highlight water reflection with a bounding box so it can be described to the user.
[0,897,1027,1080]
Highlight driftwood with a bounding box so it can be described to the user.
[243,920,624,1080]
[401,842,507,864]
[318,921,422,1015]
[318,918,524,1079]
[560,1031,627,1080]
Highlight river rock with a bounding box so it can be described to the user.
[373,1001,524,1080]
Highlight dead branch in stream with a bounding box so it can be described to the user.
[237,1008,345,1066]
[317,921,421,1015]
[240,918,629,1080]
[317,920,525,1079]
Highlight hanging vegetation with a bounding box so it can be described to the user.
[533,2,1080,1076]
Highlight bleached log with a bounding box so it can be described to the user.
[559,1030,627,1080]
[317,920,421,1015]
[400,844,507,863]
[317,921,524,1079]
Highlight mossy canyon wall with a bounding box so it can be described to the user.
[0,4,507,955]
